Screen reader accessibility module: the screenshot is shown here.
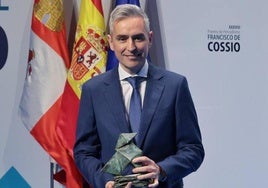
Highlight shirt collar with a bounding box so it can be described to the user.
[118,61,148,81]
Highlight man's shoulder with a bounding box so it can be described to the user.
[149,64,186,81]
[82,68,117,88]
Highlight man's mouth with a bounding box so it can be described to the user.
[123,52,142,57]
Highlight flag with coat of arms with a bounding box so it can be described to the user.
[56,0,108,162]
[19,0,84,187]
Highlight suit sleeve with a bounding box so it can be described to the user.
[73,83,113,187]
[158,77,205,182]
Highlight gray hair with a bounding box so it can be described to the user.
[109,4,150,34]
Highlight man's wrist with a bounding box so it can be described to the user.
[158,166,167,182]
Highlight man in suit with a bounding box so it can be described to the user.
[74,4,204,188]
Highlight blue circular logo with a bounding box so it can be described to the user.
[0,26,8,70]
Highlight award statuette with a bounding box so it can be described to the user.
[102,133,152,187]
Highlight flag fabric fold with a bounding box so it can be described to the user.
[56,0,108,160]
[19,0,83,187]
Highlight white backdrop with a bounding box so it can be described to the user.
[158,0,268,187]
[1,0,268,187]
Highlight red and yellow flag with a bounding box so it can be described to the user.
[56,0,108,158]
[19,0,83,187]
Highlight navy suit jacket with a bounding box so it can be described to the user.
[74,64,204,188]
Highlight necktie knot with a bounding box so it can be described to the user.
[126,76,144,89]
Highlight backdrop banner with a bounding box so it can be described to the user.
[1,0,268,187]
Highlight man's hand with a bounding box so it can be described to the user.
[105,181,115,188]
[105,181,132,188]
[106,156,162,188]
[132,156,160,187]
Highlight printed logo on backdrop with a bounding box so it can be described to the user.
[0,26,8,70]
[0,0,9,10]
[0,0,9,70]
[0,167,30,187]
[207,25,241,52]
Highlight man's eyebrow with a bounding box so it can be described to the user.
[132,33,145,38]
[116,34,128,38]
[115,33,145,38]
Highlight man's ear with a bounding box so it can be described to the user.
[107,34,114,51]
[149,31,153,48]
[148,31,153,48]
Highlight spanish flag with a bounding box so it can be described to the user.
[56,0,108,162]
[19,0,83,187]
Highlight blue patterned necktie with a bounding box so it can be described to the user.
[126,77,144,141]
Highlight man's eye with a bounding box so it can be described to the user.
[134,38,143,42]
[133,36,145,42]
[117,37,127,41]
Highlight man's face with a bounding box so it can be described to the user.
[108,17,153,74]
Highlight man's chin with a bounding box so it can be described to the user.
[126,55,144,62]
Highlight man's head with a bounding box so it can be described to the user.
[108,4,153,75]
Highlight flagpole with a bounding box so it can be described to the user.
[50,161,55,188]
[50,158,61,188]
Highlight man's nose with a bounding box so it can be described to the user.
[127,38,137,51]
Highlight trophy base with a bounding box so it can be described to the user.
[114,174,152,188]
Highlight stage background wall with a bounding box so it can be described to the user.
[1,0,267,187]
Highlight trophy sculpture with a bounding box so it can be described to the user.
[102,133,151,187]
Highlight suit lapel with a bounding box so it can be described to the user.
[103,69,130,133]
[101,65,165,146]
[137,65,165,147]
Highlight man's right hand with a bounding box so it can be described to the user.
[105,181,114,188]
[105,181,132,188]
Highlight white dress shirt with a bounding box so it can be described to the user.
[118,61,148,116]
